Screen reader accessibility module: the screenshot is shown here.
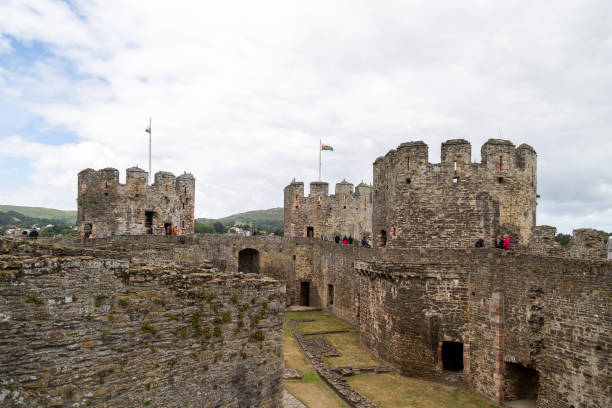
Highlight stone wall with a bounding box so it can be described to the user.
[0,239,284,408]
[372,139,537,249]
[355,249,611,408]
[77,167,195,238]
[284,179,372,240]
[528,226,567,257]
[569,228,607,259]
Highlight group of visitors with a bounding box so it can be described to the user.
[165,225,178,235]
[475,234,510,250]
[329,234,372,247]
[20,230,38,239]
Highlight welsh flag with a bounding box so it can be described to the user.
[321,144,333,151]
[145,125,151,134]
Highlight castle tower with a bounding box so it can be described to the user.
[283,180,305,237]
[372,139,537,249]
[77,167,195,238]
[283,179,372,239]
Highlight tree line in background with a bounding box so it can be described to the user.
[195,220,283,236]
[554,232,611,247]
[0,210,76,237]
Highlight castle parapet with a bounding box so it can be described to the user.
[77,167,195,238]
[284,179,372,239]
[372,138,537,249]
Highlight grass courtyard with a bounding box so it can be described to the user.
[283,310,497,408]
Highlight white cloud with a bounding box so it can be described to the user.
[0,0,611,233]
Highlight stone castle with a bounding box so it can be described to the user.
[286,139,537,249]
[284,179,373,240]
[1,137,610,408]
[77,167,195,238]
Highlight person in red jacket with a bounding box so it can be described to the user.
[503,236,510,250]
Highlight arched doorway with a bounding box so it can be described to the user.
[238,248,260,274]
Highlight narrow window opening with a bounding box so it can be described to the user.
[306,226,314,238]
[295,206,299,209]
[300,282,310,306]
[317,196,322,207]
[181,221,185,228]
[184,186,187,194]
[327,284,334,306]
[453,161,457,172]
[356,293,360,318]
[343,206,346,209]
[105,181,108,188]
[498,177,504,184]
[406,178,411,184]
[499,155,503,171]
[378,230,387,247]
[531,167,535,187]
[104,192,109,196]
[145,212,154,230]
[406,156,411,170]
[292,255,296,261]
[441,341,464,371]
[182,202,185,209]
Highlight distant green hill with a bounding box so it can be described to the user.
[0,205,76,224]
[197,207,283,230]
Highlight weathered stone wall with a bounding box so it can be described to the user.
[528,226,567,256]
[356,249,612,408]
[609,237,612,260]
[569,228,607,259]
[284,179,373,240]
[372,139,537,249]
[0,239,284,408]
[77,167,195,238]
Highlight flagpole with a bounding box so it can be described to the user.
[319,139,322,181]
[148,118,151,184]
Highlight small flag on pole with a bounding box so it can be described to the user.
[145,124,151,134]
[321,144,333,151]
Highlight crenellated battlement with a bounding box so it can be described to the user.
[372,139,537,249]
[77,167,195,238]
[284,179,373,239]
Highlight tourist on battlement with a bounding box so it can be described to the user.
[173,226,178,235]
[503,236,510,250]
[475,235,484,247]
[334,235,340,244]
[348,236,353,245]
[29,229,38,240]
[494,234,503,249]
[342,235,348,245]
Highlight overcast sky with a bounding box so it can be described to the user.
[0,1,611,233]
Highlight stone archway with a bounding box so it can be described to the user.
[238,248,260,274]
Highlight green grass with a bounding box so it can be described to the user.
[0,205,76,224]
[347,373,497,408]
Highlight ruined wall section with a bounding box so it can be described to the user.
[356,254,470,379]
[77,167,195,238]
[0,242,284,408]
[284,179,372,240]
[528,225,567,257]
[569,228,607,259]
[354,249,611,408]
[372,139,537,249]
